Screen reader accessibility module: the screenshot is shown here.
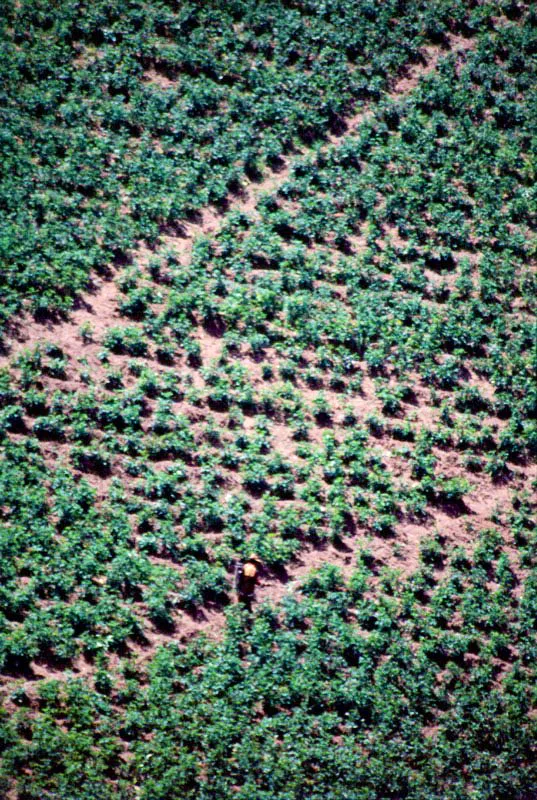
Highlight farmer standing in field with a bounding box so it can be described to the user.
[235,554,263,611]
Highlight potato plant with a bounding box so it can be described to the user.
[1,2,537,798]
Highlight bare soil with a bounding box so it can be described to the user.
[2,30,530,663]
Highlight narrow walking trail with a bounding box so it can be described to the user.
[0,33,479,654]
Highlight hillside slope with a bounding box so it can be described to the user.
[0,2,536,798]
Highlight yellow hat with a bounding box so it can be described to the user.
[243,563,257,578]
[248,553,262,563]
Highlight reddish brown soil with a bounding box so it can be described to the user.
[2,31,530,663]
[143,68,177,89]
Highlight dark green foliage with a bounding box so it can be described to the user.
[0,0,468,333]
[1,3,536,798]
[3,547,537,798]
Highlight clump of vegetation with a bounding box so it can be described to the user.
[0,1,536,797]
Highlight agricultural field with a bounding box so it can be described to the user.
[0,1,536,798]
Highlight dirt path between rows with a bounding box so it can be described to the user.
[0,33,481,660]
[0,30,475,370]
